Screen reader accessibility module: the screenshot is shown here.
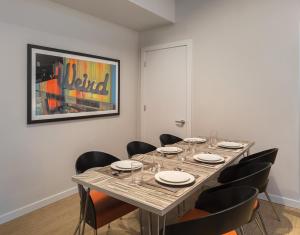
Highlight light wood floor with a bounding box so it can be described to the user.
[1,194,300,235]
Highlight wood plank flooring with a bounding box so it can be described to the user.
[0,194,300,235]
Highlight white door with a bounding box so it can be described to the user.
[141,42,191,147]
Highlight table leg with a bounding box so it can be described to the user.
[80,188,90,235]
[139,209,144,235]
[156,214,160,235]
[162,214,166,235]
[148,213,166,235]
[145,211,152,235]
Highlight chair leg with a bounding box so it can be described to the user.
[81,188,90,235]
[264,191,281,221]
[73,202,83,235]
[94,229,97,235]
[257,210,268,235]
[255,216,266,235]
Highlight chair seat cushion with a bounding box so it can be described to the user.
[90,190,136,228]
[223,231,238,235]
[254,199,259,209]
[179,208,237,235]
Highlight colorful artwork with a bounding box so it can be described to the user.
[27,44,119,124]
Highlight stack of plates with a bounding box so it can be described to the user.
[217,141,244,149]
[111,160,143,171]
[193,153,225,164]
[155,171,195,186]
[184,137,207,143]
[157,147,183,154]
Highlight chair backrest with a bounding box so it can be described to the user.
[75,151,120,174]
[159,134,183,147]
[218,162,272,193]
[127,141,156,158]
[239,148,278,165]
[164,186,258,235]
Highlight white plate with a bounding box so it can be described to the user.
[157,147,183,154]
[155,171,195,186]
[158,171,191,183]
[111,160,143,171]
[217,141,244,149]
[184,137,207,143]
[193,153,225,163]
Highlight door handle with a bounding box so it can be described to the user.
[175,120,186,126]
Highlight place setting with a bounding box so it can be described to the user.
[206,131,247,152]
[142,170,197,196]
[184,152,229,169]
[216,141,246,149]
[95,159,145,179]
[183,137,207,144]
[156,146,183,155]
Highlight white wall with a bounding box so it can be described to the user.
[0,0,139,223]
[141,0,300,206]
[129,0,175,22]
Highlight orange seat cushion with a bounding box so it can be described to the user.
[254,199,259,209]
[223,231,238,235]
[90,190,136,228]
[179,208,237,235]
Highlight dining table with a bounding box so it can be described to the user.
[72,139,254,235]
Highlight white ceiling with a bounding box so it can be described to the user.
[51,0,174,31]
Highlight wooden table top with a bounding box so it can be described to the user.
[72,140,254,216]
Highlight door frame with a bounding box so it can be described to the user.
[140,40,193,140]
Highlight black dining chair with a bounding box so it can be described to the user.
[217,162,273,234]
[74,151,136,235]
[127,141,156,158]
[239,148,278,165]
[159,134,183,147]
[162,186,258,235]
[238,148,280,221]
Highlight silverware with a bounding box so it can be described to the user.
[174,167,183,171]
[111,171,120,176]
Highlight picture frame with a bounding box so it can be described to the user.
[27,44,120,124]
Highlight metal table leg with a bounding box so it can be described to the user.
[80,188,90,235]
[139,209,144,235]
[156,214,160,235]
[147,211,152,235]
[142,211,166,235]
[162,214,166,235]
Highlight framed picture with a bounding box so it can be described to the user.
[27,44,120,124]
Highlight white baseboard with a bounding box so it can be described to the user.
[1,187,300,225]
[0,187,77,225]
[258,192,300,209]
